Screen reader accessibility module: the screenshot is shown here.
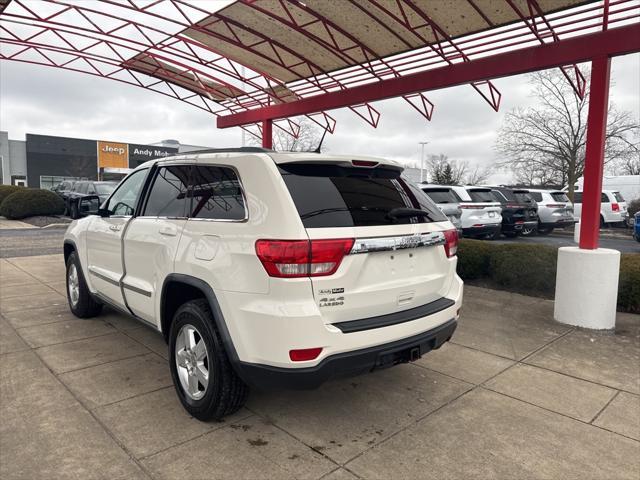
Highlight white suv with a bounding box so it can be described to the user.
[572,190,628,226]
[63,149,463,420]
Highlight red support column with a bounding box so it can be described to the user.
[262,119,273,149]
[579,56,611,250]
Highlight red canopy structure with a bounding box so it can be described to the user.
[1,0,639,251]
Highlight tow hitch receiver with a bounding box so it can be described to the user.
[375,345,423,369]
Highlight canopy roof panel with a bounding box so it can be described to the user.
[1,0,638,134]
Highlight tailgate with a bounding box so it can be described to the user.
[307,224,454,324]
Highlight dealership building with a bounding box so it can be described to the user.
[0,132,207,189]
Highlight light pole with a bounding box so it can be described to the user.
[418,141,429,183]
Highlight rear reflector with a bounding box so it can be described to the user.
[443,229,458,257]
[612,203,620,212]
[255,238,354,278]
[289,347,322,362]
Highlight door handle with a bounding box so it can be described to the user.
[109,224,121,232]
[159,225,177,237]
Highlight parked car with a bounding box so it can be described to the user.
[419,184,462,233]
[445,186,502,238]
[481,186,539,237]
[63,149,463,420]
[633,211,640,242]
[52,180,77,214]
[66,181,117,219]
[527,189,576,235]
[572,190,628,227]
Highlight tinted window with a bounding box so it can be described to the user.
[551,192,569,202]
[613,191,625,202]
[601,193,609,203]
[514,191,534,204]
[279,163,445,228]
[530,192,543,202]
[76,182,88,194]
[106,169,148,216]
[422,188,461,204]
[189,166,246,220]
[468,189,498,202]
[144,166,190,217]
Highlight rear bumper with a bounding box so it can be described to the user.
[462,224,501,237]
[503,220,537,233]
[539,219,575,229]
[235,318,457,390]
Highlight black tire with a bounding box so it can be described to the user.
[504,231,519,238]
[537,227,553,235]
[169,298,248,421]
[70,201,79,219]
[66,251,103,318]
[483,230,501,240]
[520,226,537,236]
[600,215,606,228]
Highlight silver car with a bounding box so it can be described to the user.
[528,189,576,235]
[420,185,462,233]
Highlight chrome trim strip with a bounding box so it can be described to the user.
[88,267,120,287]
[122,283,152,298]
[350,232,446,254]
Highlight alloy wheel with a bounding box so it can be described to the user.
[67,263,80,307]
[175,324,210,400]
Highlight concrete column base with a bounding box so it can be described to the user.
[554,247,620,330]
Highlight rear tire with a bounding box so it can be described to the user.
[521,226,537,236]
[504,231,519,238]
[600,215,606,228]
[169,299,248,421]
[66,251,103,318]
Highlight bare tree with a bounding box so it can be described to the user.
[494,69,639,199]
[426,154,492,185]
[248,117,323,152]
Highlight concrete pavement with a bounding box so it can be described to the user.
[0,254,638,479]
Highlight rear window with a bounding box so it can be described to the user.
[279,163,445,228]
[613,191,625,202]
[513,191,534,204]
[551,192,569,202]
[572,192,608,203]
[422,188,462,204]
[467,189,498,202]
[530,192,543,202]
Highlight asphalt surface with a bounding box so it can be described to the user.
[497,231,640,254]
[0,226,638,258]
[0,227,66,258]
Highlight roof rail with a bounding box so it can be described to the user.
[183,147,273,154]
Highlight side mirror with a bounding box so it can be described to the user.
[78,195,101,217]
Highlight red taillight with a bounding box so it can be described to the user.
[547,203,565,208]
[443,229,458,257]
[459,204,483,209]
[289,347,323,362]
[255,238,354,278]
[612,203,620,212]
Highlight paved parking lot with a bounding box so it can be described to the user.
[1,254,639,479]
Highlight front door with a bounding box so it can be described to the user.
[86,168,149,310]
[121,165,191,324]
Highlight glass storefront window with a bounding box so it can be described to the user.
[39,176,84,190]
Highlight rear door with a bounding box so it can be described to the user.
[279,161,454,324]
[121,164,190,324]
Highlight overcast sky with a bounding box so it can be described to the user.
[1,51,638,183]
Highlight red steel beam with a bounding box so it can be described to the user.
[579,56,611,250]
[262,119,273,149]
[218,23,640,128]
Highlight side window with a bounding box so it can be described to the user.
[530,192,543,202]
[87,184,96,195]
[105,169,148,216]
[143,166,190,217]
[189,166,246,220]
[601,193,609,203]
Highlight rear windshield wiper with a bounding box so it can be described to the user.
[386,207,434,221]
[300,206,389,220]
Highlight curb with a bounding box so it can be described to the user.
[551,229,631,240]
